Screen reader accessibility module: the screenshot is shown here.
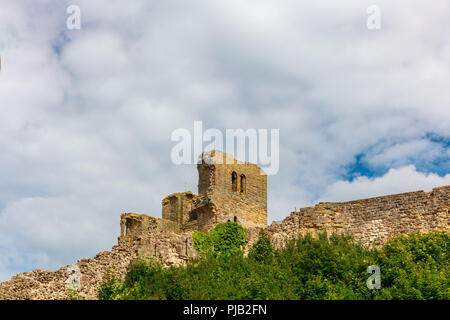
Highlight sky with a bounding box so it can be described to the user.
[0,0,449,281]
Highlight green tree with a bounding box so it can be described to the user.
[249,229,274,263]
[372,232,450,300]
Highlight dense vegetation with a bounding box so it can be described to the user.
[99,222,449,300]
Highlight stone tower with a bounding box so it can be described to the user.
[192,150,267,231]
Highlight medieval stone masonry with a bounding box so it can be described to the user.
[266,185,449,248]
[0,150,448,299]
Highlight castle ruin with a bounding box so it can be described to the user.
[0,150,448,300]
[119,150,267,244]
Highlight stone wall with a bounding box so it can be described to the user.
[119,212,179,242]
[119,213,199,265]
[0,242,138,300]
[135,232,198,265]
[0,213,199,300]
[161,192,198,231]
[264,185,449,247]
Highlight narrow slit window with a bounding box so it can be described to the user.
[240,174,246,193]
[232,171,238,192]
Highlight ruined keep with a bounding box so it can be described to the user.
[118,150,267,244]
[193,150,267,231]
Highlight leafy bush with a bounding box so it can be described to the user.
[66,288,86,300]
[193,222,247,258]
[98,269,124,300]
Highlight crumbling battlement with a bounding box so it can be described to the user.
[161,192,198,231]
[0,242,138,300]
[118,212,199,265]
[118,212,179,244]
[0,214,200,300]
[265,185,449,248]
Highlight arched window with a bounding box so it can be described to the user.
[240,174,246,193]
[234,216,237,222]
[232,171,238,192]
